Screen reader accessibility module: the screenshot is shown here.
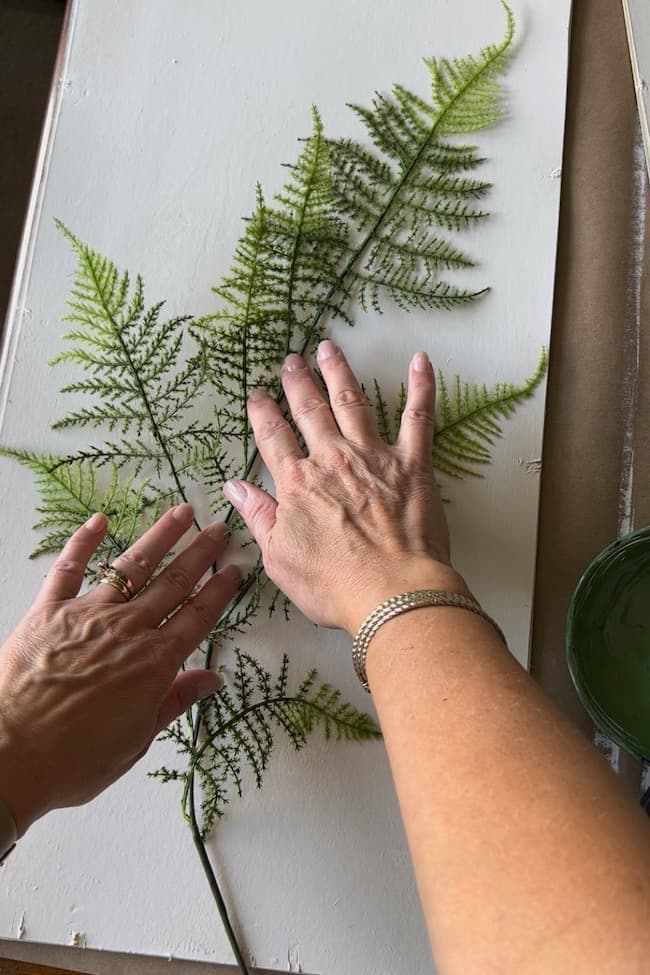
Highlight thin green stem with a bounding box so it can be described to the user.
[188,779,251,975]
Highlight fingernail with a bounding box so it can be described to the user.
[172,503,194,524]
[199,673,224,698]
[206,521,227,541]
[220,563,242,583]
[317,340,338,361]
[223,480,248,506]
[248,388,269,402]
[412,351,432,373]
[85,512,107,532]
[282,353,305,373]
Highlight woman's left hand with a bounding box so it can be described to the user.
[0,504,239,836]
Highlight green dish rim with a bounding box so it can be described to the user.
[566,526,650,762]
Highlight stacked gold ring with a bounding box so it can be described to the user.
[96,561,137,601]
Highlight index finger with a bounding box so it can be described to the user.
[34,512,108,605]
[247,387,304,480]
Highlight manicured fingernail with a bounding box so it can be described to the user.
[85,512,107,532]
[172,503,194,524]
[248,388,269,402]
[317,340,338,361]
[223,480,248,505]
[412,351,432,373]
[282,353,305,373]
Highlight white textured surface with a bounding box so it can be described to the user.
[0,1,571,971]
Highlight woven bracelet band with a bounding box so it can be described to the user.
[351,589,508,693]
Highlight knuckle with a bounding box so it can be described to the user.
[403,406,434,425]
[161,566,193,594]
[256,417,289,444]
[324,445,354,473]
[333,387,368,410]
[51,558,82,576]
[292,397,328,420]
[185,598,214,631]
[119,548,152,571]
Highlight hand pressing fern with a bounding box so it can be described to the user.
[1,6,543,973]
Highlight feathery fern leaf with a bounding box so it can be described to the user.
[432,350,548,478]
[326,2,514,315]
[52,221,208,497]
[153,651,381,836]
[198,110,350,468]
[0,448,150,561]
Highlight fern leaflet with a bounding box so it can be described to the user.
[153,652,381,837]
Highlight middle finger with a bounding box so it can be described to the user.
[133,521,229,627]
[281,353,339,451]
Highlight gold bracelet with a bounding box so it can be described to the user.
[351,589,508,692]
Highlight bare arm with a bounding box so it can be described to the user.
[227,340,650,975]
[368,599,650,975]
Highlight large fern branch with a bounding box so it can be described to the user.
[153,652,381,837]
[320,0,514,322]
[52,222,206,522]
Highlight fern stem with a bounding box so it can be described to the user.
[284,117,324,357]
[188,776,252,975]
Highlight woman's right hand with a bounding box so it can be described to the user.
[223,340,471,634]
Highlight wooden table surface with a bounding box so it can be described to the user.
[0,961,91,975]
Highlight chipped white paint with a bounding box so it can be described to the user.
[69,930,87,948]
[16,912,26,940]
[517,457,542,474]
[288,944,303,973]
[622,0,650,181]
[549,166,562,178]
[0,1,571,971]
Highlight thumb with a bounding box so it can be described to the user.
[222,480,278,551]
[156,669,223,732]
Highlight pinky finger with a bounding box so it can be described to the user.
[34,512,108,606]
[156,669,224,733]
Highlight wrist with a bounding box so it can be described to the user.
[0,734,44,838]
[342,558,472,635]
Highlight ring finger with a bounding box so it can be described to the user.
[90,503,196,604]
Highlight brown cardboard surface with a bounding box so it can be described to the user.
[2,0,648,972]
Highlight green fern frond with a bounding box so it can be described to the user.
[154,651,381,837]
[198,110,350,467]
[0,448,150,560]
[326,2,514,315]
[52,222,206,499]
[433,349,548,478]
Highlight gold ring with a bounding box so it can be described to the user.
[96,561,137,601]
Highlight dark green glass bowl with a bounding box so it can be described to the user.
[567,526,650,762]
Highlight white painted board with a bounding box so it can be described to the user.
[623,0,650,182]
[0,1,572,971]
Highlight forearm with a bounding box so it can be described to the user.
[366,594,650,975]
